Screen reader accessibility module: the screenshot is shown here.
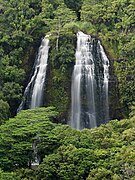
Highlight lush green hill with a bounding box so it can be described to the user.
[0,107,135,179]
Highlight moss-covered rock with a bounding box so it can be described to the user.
[45,33,76,122]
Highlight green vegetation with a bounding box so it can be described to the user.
[0,99,10,125]
[0,107,135,179]
[0,0,135,178]
[46,33,76,118]
[0,0,45,118]
[0,107,59,171]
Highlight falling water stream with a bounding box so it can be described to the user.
[99,41,110,122]
[71,31,110,129]
[17,36,49,111]
[30,38,49,108]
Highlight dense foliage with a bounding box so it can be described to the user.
[0,0,134,178]
[46,33,76,119]
[0,107,59,171]
[0,107,135,179]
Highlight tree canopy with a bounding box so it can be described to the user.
[0,107,135,179]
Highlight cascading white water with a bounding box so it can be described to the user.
[17,36,49,111]
[71,61,82,130]
[71,31,110,129]
[32,141,39,166]
[30,37,49,108]
[99,41,109,122]
[71,31,97,129]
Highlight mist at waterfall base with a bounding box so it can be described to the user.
[17,37,49,112]
[70,31,110,130]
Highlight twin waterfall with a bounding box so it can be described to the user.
[18,32,110,130]
[17,37,49,111]
[70,31,109,129]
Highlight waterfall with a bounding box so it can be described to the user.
[70,31,110,129]
[71,31,96,129]
[31,141,39,166]
[99,41,109,122]
[17,36,49,111]
[30,37,49,108]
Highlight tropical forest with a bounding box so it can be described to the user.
[0,0,135,179]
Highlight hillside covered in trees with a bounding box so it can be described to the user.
[0,107,135,179]
[0,0,135,179]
